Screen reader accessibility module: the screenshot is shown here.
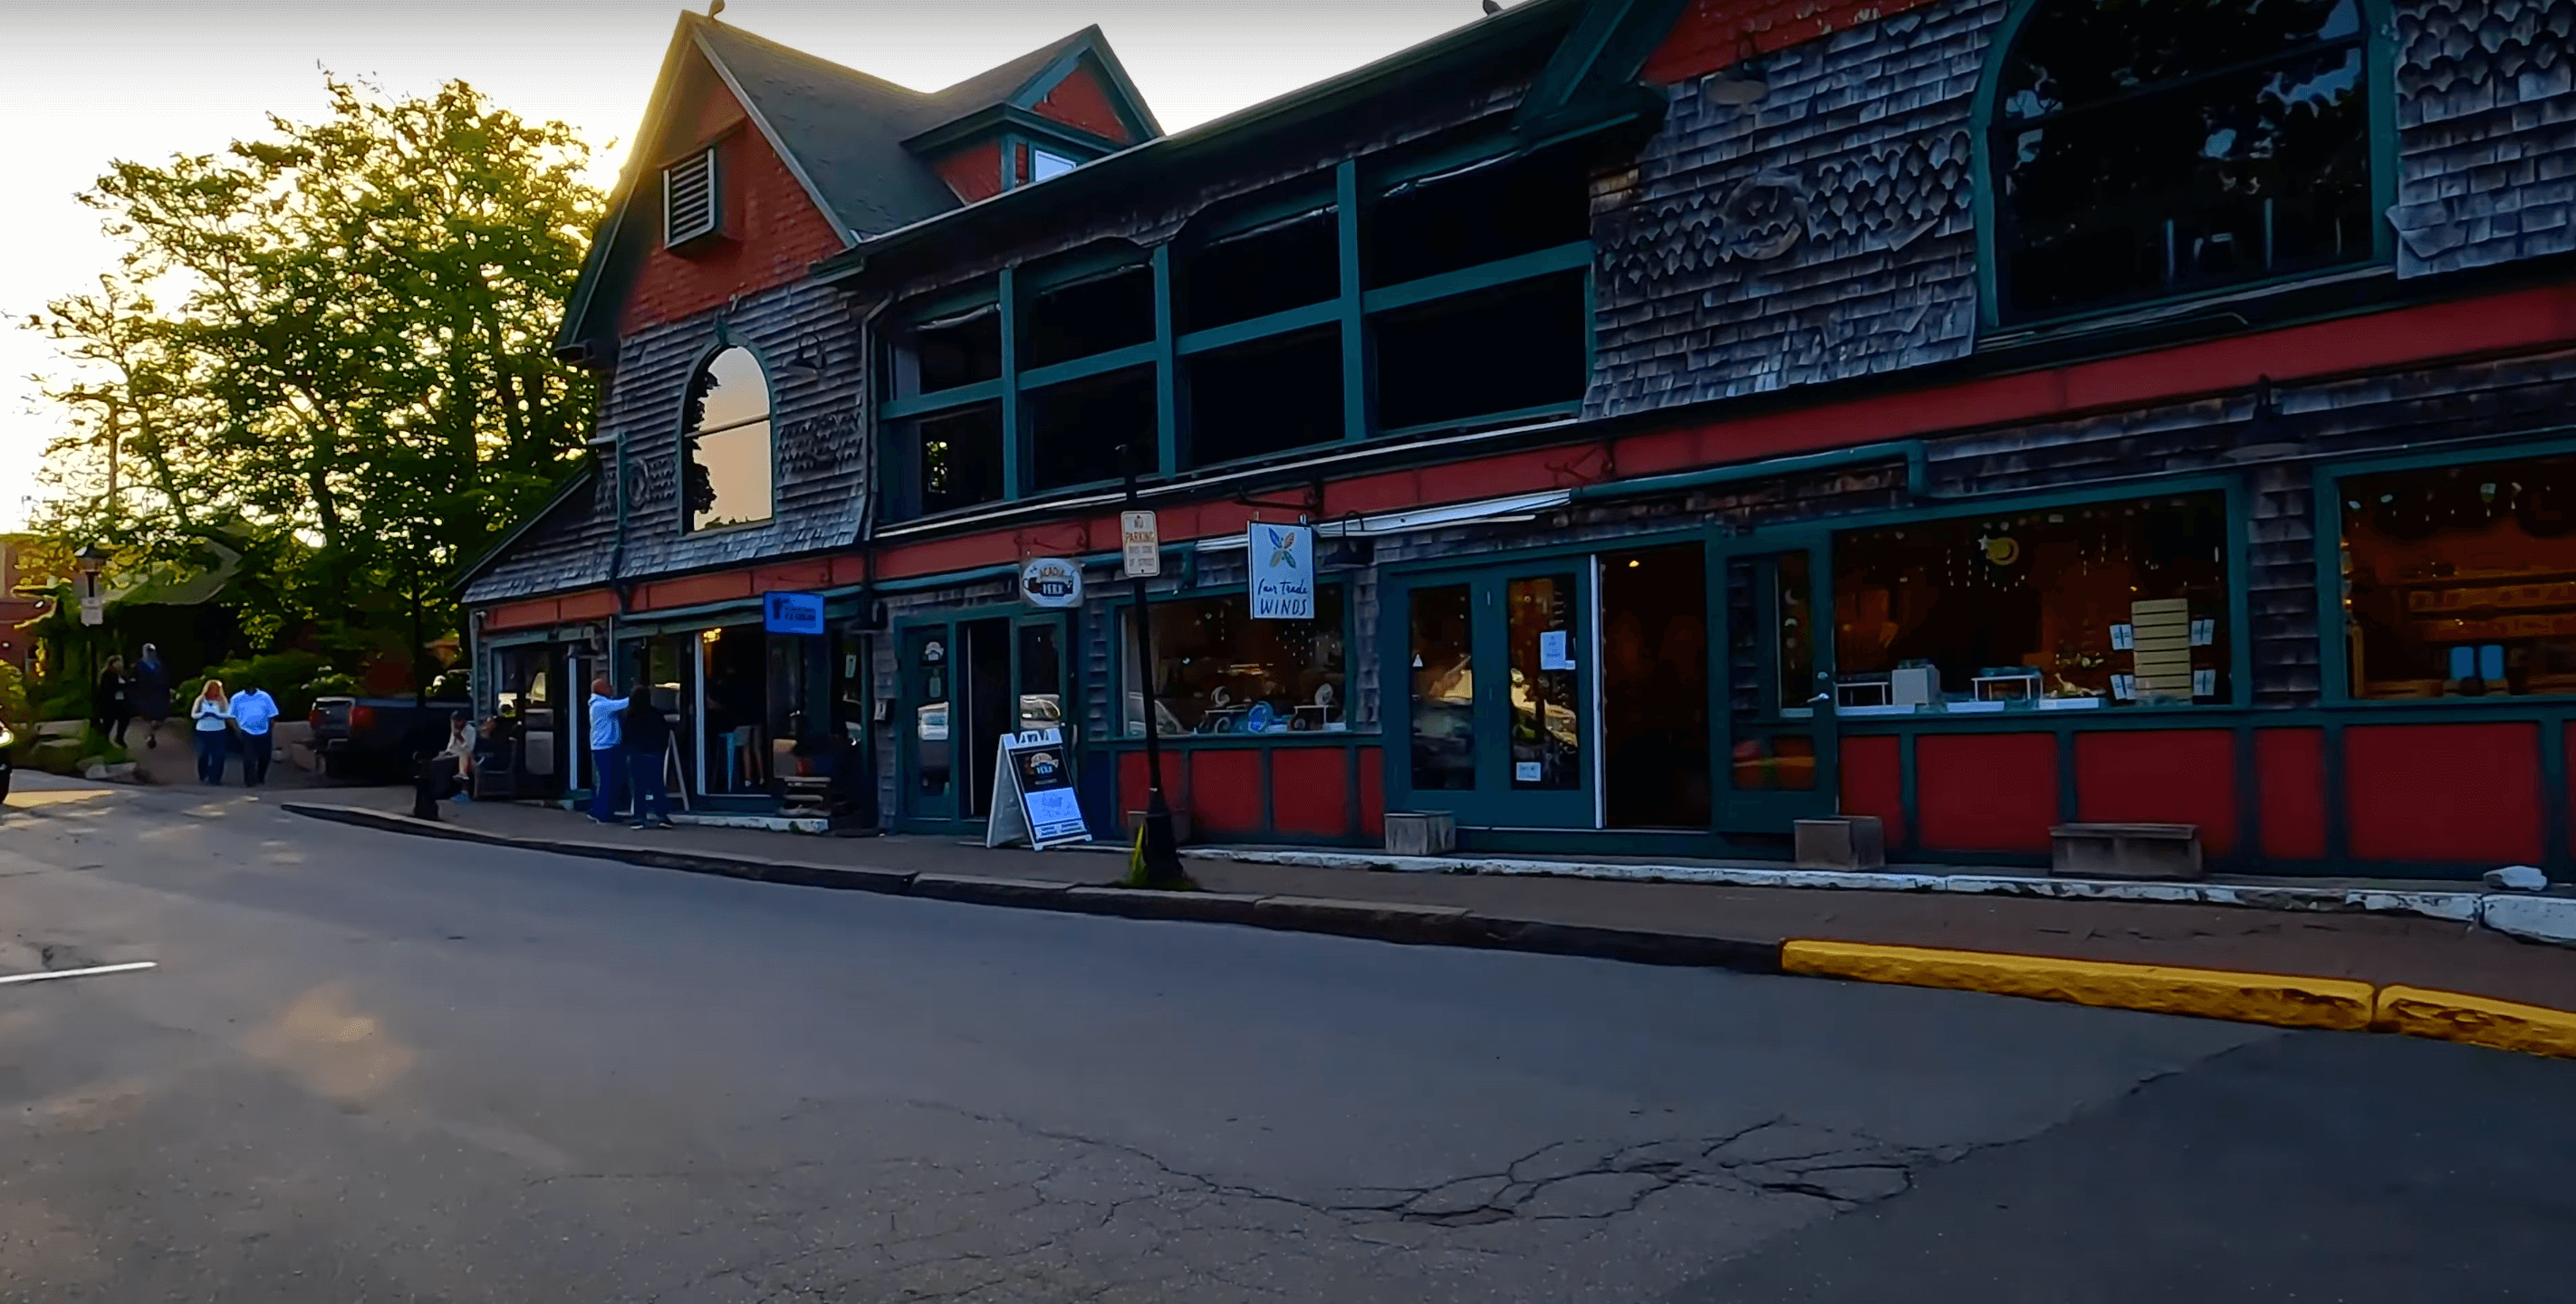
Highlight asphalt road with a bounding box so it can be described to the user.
[2,773,2570,1302]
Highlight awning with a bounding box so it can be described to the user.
[1195,489,1572,551]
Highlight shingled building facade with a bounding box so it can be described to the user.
[463,0,2576,878]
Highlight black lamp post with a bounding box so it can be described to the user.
[1120,444,1189,889]
[72,546,106,687]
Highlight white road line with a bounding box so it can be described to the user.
[0,962,158,986]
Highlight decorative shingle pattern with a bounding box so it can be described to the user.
[2390,0,2576,274]
[1589,0,1999,419]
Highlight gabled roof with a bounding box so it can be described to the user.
[556,13,1159,357]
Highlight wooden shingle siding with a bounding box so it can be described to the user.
[1590,0,1998,418]
[2391,0,2576,277]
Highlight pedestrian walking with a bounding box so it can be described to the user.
[622,683,678,829]
[587,676,630,824]
[130,644,171,750]
[92,656,129,746]
[189,679,233,784]
[230,680,280,788]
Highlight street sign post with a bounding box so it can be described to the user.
[1121,511,1160,578]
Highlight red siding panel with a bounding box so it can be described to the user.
[1358,746,1386,839]
[1839,734,1905,848]
[1117,750,1189,832]
[1031,62,1134,142]
[933,139,1004,204]
[618,78,847,335]
[2256,728,2329,860]
[1916,734,2059,854]
[2345,723,2543,864]
[1270,748,1350,838]
[1644,0,1946,84]
[2074,730,2236,856]
[1188,749,1264,837]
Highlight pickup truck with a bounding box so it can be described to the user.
[308,695,471,781]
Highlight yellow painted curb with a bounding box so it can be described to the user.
[2375,986,2576,1059]
[1781,940,2376,1031]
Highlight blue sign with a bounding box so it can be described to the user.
[763,591,826,636]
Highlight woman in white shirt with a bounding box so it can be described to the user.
[190,679,234,785]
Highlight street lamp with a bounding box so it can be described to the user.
[72,545,107,691]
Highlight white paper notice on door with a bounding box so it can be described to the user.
[1514,761,1544,782]
[1538,629,1574,670]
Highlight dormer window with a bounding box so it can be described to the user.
[1029,149,1078,183]
[662,146,720,249]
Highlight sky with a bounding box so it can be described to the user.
[0,0,1509,531]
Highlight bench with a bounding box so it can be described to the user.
[2050,822,2203,881]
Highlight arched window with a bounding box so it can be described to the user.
[681,346,774,532]
[1988,0,2376,322]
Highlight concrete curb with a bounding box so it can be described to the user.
[284,802,2576,1058]
[278,803,1790,977]
[1188,848,2576,944]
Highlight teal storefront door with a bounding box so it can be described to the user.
[1386,561,1598,829]
[896,608,1071,831]
[1712,527,1841,832]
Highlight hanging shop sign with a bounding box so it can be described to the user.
[763,590,826,636]
[1020,557,1083,609]
[1249,522,1315,620]
[985,727,1091,849]
[1121,511,1160,578]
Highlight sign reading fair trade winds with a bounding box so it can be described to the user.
[1249,522,1315,620]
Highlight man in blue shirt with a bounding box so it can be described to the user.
[229,681,281,787]
[588,676,630,824]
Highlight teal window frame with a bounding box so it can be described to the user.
[1968,0,2401,336]
[2313,428,2576,710]
[1105,576,1365,742]
[874,138,1596,522]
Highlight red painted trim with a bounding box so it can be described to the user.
[486,599,560,631]
[478,283,2576,612]
[2345,723,2544,864]
[1839,734,1904,849]
[2255,728,2329,859]
[2073,730,2235,856]
[1916,733,2058,854]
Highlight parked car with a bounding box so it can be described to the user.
[0,723,14,801]
[308,695,470,781]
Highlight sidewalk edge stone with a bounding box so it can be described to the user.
[2374,984,2576,1058]
[1780,940,2378,1031]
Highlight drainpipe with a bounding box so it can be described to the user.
[851,296,894,829]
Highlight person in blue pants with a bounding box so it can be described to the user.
[622,681,678,829]
[587,676,630,824]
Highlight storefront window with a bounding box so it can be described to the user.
[1409,585,1475,790]
[1506,574,1581,789]
[1834,494,2230,711]
[2341,453,2576,698]
[1125,587,1348,736]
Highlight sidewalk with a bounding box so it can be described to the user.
[284,795,2576,1025]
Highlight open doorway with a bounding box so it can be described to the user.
[962,618,1013,818]
[1600,544,1711,829]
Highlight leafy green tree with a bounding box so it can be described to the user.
[22,74,605,689]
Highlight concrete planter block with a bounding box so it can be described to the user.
[1123,810,1194,845]
[1795,816,1886,870]
[2051,822,2203,881]
[1385,810,1458,858]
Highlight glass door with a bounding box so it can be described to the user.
[1714,532,1840,832]
[896,609,1072,830]
[1389,563,1596,829]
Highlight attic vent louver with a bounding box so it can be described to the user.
[663,147,719,248]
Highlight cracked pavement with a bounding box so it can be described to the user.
[2,774,2571,1301]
